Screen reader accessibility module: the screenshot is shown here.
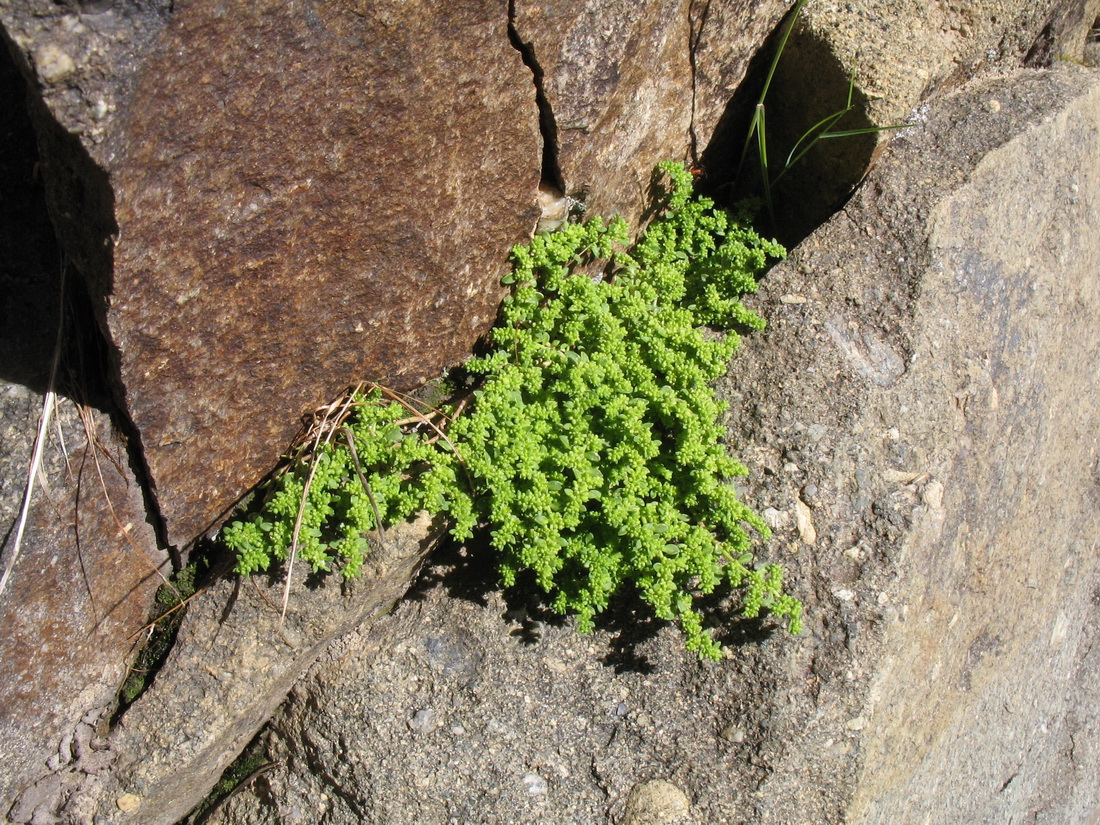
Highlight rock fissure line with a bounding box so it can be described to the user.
[506,0,564,192]
[687,0,712,164]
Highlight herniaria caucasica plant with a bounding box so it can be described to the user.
[223,161,802,660]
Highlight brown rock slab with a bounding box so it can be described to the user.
[0,394,167,821]
[511,0,694,223]
[513,0,786,225]
[48,514,445,825]
[689,0,789,151]
[0,49,167,820]
[2,0,541,548]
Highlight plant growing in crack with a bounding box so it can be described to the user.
[736,0,905,224]
[222,161,801,660]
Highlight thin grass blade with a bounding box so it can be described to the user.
[778,107,855,180]
[756,105,775,225]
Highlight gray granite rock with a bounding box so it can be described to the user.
[206,65,1100,825]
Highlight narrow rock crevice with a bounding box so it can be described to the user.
[507,0,564,193]
[687,0,712,165]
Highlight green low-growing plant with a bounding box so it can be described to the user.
[222,161,802,659]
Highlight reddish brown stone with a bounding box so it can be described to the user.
[512,0,785,225]
[0,395,166,818]
[689,0,789,150]
[512,0,694,223]
[89,0,539,546]
[101,0,540,546]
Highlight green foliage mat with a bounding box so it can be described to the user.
[223,161,802,659]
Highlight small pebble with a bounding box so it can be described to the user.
[620,780,691,825]
[762,507,788,530]
[523,773,548,795]
[720,724,746,743]
[922,480,944,509]
[408,708,438,734]
[35,44,76,84]
[794,499,817,544]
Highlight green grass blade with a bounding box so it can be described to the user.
[816,124,909,139]
[736,104,765,187]
[737,0,807,191]
[756,104,775,226]
[759,0,807,106]
[779,107,854,179]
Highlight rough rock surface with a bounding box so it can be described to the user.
[3,3,1099,825]
[840,67,1100,824]
[512,0,787,224]
[209,65,1100,825]
[208,554,782,825]
[33,515,445,825]
[0,48,166,820]
[701,0,1100,238]
[725,63,1100,825]
[0,395,167,825]
[795,0,1100,127]
[1,0,542,548]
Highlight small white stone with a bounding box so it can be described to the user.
[720,724,746,743]
[536,185,569,234]
[884,469,922,484]
[35,44,76,84]
[762,507,789,530]
[408,708,438,734]
[523,773,548,795]
[922,480,945,509]
[794,499,817,544]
